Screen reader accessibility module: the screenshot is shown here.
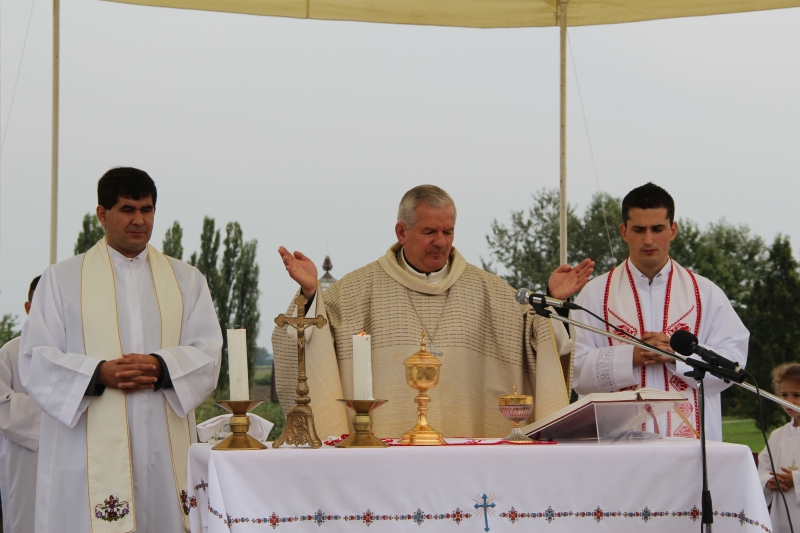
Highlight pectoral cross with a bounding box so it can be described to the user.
[789,461,798,471]
[272,293,327,449]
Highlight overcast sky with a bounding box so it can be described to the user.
[1,1,798,347]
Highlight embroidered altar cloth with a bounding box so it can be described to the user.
[188,438,770,532]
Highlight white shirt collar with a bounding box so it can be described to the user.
[108,245,148,269]
[627,258,672,288]
[400,248,449,284]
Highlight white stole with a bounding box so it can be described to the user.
[603,258,702,438]
[81,239,192,532]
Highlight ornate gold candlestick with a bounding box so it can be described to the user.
[399,332,445,445]
[272,294,327,449]
[335,399,389,448]
[212,400,267,450]
[498,386,533,442]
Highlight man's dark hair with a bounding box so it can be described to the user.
[97,167,157,210]
[621,182,675,224]
[28,275,41,304]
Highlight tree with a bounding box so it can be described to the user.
[162,221,184,260]
[732,236,800,430]
[232,239,261,385]
[0,314,19,346]
[573,192,625,275]
[74,213,105,255]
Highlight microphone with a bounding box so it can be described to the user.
[515,288,581,310]
[669,330,740,372]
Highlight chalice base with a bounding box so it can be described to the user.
[504,426,533,442]
[399,423,446,445]
[212,399,268,451]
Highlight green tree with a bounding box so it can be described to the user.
[232,239,261,385]
[0,314,19,346]
[483,188,581,292]
[734,236,800,430]
[162,221,184,260]
[573,192,625,275]
[74,213,105,255]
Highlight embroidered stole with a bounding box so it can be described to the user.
[603,258,702,438]
[82,239,192,532]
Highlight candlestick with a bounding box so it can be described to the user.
[227,329,249,401]
[352,332,374,400]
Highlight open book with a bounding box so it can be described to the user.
[523,388,689,442]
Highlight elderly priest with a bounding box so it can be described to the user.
[273,185,594,438]
[20,167,222,533]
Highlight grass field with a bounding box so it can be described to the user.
[723,417,770,452]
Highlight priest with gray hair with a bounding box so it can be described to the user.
[274,185,594,438]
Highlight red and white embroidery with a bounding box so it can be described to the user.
[603,259,703,438]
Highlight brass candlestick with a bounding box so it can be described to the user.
[272,294,327,449]
[498,386,533,442]
[399,332,445,445]
[212,400,268,450]
[335,399,389,448]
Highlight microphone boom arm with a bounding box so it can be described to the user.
[536,306,800,414]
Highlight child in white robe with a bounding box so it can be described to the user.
[758,362,800,533]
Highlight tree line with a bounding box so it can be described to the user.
[484,189,800,430]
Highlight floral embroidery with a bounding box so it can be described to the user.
[94,495,130,522]
[594,347,616,390]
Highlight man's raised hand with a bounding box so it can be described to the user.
[278,246,318,299]
[547,258,595,300]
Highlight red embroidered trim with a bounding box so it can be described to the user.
[623,260,647,388]
[322,435,557,447]
[687,270,702,336]
[603,271,614,347]
[662,260,675,333]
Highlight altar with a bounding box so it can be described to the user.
[187,438,771,532]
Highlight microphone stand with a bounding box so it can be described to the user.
[533,305,796,533]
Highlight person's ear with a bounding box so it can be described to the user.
[24,302,31,315]
[670,221,678,242]
[96,206,108,227]
[396,222,407,244]
[619,222,629,243]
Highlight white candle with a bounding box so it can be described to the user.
[352,333,374,400]
[227,329,249,401]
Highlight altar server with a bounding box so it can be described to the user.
[274,185,594,438]
[758,363,800,533]
[572,183,748,440]
[20,167,222,533]
[0,276,42,532]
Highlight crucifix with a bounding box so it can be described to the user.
[272,293,327,449]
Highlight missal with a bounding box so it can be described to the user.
[522,389,689,443]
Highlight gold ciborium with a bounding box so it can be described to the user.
[498,386,533,442]
[399,332,445,445]
[335,399,389,448]
[212,400,268,450]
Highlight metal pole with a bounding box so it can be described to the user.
[558,0,568,266]
[50,0,60,265]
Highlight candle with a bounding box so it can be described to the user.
[227,329,249,401]
[352,332,374,400]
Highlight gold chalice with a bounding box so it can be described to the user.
[399,332,445,445]
[498,386,533,442]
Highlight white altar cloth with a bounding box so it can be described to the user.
[187,439,771,532]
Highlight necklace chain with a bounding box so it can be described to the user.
[405,288,450,356]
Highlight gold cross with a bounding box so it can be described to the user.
[272,293,327,449]
[788,461,798,471]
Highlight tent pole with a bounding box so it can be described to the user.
[50,0,60,265]
[558,0,568,266]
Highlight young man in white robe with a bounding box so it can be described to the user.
[273,185,594,439]
[0,276,42,532]
[20,167,222,533]
[571,182,748,440]
[758,363,800,533]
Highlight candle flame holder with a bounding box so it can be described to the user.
[335,399,389,448]
[212,400,268,450]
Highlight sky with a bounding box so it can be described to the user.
[1,1,798,347]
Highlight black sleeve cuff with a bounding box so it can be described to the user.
[152,354,173,391]
[304,293,316,316]
[85,361,106,396]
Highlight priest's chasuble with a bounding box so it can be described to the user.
[272,244,574,439]
[572,258,749,441]
[758,421,800,533]
[20,241,222,533]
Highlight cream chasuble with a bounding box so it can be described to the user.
[82,239,191,532]
[272,244,573,439]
